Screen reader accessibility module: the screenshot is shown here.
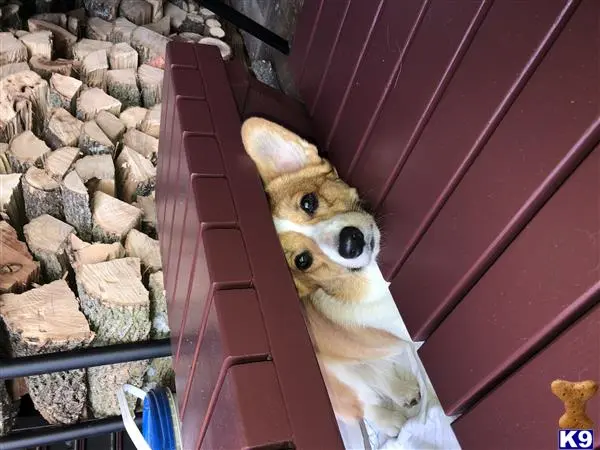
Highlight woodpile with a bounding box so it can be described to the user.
[0,0,240,434]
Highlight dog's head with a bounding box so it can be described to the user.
[241,117,381,299]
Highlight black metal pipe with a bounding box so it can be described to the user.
[0,339,172,380]
[0,416,142,450]
[197,0,290,54]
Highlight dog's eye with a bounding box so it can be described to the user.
[294,251,313,271]
[300,193,318,215]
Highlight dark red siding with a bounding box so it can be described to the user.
[289,0,599,446]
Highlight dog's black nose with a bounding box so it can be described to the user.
[338,226,365,259]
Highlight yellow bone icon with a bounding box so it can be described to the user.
[551,379,598,429]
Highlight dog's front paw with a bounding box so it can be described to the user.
[403,390,421,409]
[365,405,407,438]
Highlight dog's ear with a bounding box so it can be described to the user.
[241,117,321,183]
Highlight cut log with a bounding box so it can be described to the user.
[29,56,73,79]
[66,8,86,38]
[76,257,150,417]
[28,19,77,59]
[130,26,169,68]
[0,221,39,294]
[84,0,121,21]
[75,154,115,197]
[22,167,63,221]
[187,1,199,14]
[198,7,215,19]
[177,31,202,43]
[76,87,122,121]
[120,106,147,129]
[49,73,82,114]
[19,31,52,59]
[180,14,204,34]
[120,0,153,25]
[92,191,141,242]
[207,26,225,39]
[116,146,156,202]
[143,16,170,36]
[147,0,164,22]
[108,42,137,70]
[7,131,51,173]
[123,128,158,163]
[86,17,113,41]
[0,382,18,436]
[96,110,125,143]
[106,69,141,109]
[137,64,163,108]
[61,170,93,241]
[81,49,108,89]
[0,62,31,79]
[0,33,28,66]
[44,108,83,149]
[163,2,186,30]
[80,120,115,157]
[144,270,174,391]
[198,37,231,60]
[169,0,188,11]
[139,103,161,138]
[133,192,156,238]
[204,18,221,29]
[0,280,94,424]
[72,39,113,61]
[23,214,74,281]
[0,144,9,175]
[109,17,137,44]
[1,4,22,30]
[0,71,49,142]
[43,146,80,179]
[30,13,68,29]
[0,175,25,232]
[69,234,124,269]
[124,228,161,274]
[148,271,167,338]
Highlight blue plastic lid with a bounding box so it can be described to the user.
[142,387,177,450]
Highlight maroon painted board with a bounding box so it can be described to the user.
[419,145,600,415]
[182,289,271,450]
[390,0,597,341]
[193,43,342,449]
[452,304,600,450]
[157,41,343,449]
[347,0,487,205]
[325,0,428,177]
[200,362,293,450]
[306,0,383,147]
[374,0,575,282]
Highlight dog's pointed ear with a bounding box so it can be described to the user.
[241,117,321,183]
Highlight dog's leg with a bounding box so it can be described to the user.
[386,376,422,412]
[363,403,408,438]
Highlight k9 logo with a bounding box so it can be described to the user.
[558,429,594,449]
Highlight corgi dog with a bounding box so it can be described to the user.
[241,117,421,437]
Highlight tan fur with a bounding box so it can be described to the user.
[241,117,421,436]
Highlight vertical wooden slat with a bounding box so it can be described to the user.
[374,0,575,279]
[390,0,596,341]
[452,304,600,449]
[419,144,600,414]
[347,0,489,204]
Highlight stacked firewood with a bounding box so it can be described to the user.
[0,0,234,436]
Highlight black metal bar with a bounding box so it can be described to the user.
[197,0,290,54]
[0,339,172,380]
[0,416,142,450]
